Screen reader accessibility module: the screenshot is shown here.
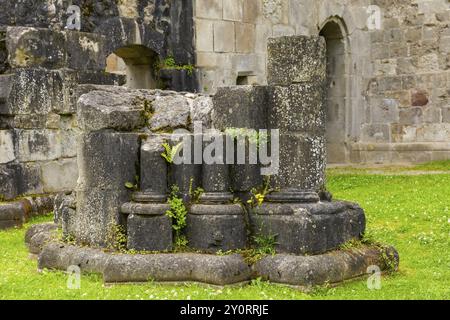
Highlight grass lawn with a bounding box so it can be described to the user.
[1,162,449,300]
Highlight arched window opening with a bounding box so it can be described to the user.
[320,20,348,164]
[105,45,159,90]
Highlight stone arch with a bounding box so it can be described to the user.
[319,17,350,164]
[105,44,159,89]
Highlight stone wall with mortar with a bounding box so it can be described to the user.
[193,0,450,164]
[0,0,196,201]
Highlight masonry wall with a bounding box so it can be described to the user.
[194,0,450,164]
[0,0,195,200]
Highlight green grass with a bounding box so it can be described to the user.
[328,160,450,175]
[1,169,449,300]
[411,160,450,171]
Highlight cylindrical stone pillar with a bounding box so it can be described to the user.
[133,135,168,203]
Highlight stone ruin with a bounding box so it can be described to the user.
[0,1,196,228]
[27,36,399,288]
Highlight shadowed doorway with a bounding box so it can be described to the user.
[320,19,348,164]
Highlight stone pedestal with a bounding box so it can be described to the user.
[122,136,173,252]
[121,203,172,252]
[187,204,247,252]
[187,132,247,252]
[249,201,366,255]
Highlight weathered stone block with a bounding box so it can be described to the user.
[74,131,140,246]
[0,202,25,222]
[77,90,146,132]
[212,86,268,130]
[255,246,398,287]
[6,27,66,69]
[214,21,235,53]
[370,98,400,123]
[0,130,15,164]
[4,69,64,115]
[443,108,450,123]
[243,0,260,23]
[12,114,52,129]
[0,220,22,230]
[271,133,326,192]
[73,189,128,247]
[16,129,61,162]
[65,31,107,71]
[195,19,214,52]
[103,252,252,285]
[399,107,424,125]
[223,0,243,22]
[54,192,76,226]
[95,17,164,56]
[25,223,58,254]
[68,75,126,114]
[0,164,18,200]
[411,89,429,106]
[77,131,140,190]
[201,135,231,193]
[19,163,44,196]
[268,84,326,134]
[231,162,263,193]
[127,214,173,252]
[196,0,223,20]
[187,204,247,252]
[150,95,191,132]
[250,201,366,255]
[41,159,78,193]
[361,124,391,143]
[191,96,214,129]
[267,36,326,86]
[235,23,256,53]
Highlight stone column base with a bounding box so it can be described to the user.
[121,202,173,252]
[249,200,366,255]
[186,204,247,252]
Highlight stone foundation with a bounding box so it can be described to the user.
[27,223,399,288]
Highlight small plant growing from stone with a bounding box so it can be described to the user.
[247,176,273,207]
[159,56,195,76]
[253,233,278,256]
[166,186,189,248]
[107,223,127,252]
[161,142,183,164]
[188,177,204,203]
[124,175,139,191]
[141,99,154,121]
